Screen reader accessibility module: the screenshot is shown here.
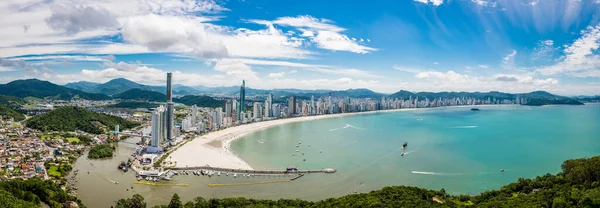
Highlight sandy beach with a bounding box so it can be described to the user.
[169,105,510,170]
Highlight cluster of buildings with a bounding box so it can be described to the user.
[148,73,177,153]
[173,80,526,134]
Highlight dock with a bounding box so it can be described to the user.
[167,166,336,174]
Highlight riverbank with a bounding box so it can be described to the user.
[169,105,510,170]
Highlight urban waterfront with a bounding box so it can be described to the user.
[74,104,600,207]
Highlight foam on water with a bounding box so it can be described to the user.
[329,124,365,131]
[451,125,478,128]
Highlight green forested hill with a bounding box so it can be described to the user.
[121,156,600,208]
[0,105,25,121]
[0,79,109,100]
[0,178,85,208]
[114,89,166,101]
[26,106,139,134]
[174,95,223,108]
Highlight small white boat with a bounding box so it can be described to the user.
[233,173,237,178]
[320,150,323,153]
[400,152,405,156]
[226,172,229,176]
[296,149,299,152]
[115,181,119,184]
[217,172,221,176]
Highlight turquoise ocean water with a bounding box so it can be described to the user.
[75,105,600,207]
[231,105,600,196]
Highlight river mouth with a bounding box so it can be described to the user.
[74,105,600,207]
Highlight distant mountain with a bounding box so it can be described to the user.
[87,78,163,95]
[26,106,140,134]
[64,78,201,95]
[113,89,166,102]
[174,95,223,108]
[388,90,583,106]
[64,81,100,92]
[107,101,159,109]
[0,79,110,100]
[578,96,600,102]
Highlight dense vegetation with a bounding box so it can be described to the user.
[0,105,25,121]
[88,144,115,159]
[26,106,140,134]
[174,95,223,108]
[116,156,600,207]
[0,178,85,208]
[83,78,163,95]
[109,101,160,109]
[114,89,166,102]
[0,79,109,100]
[0,95,25,109]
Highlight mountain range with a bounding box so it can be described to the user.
[0,79,588,106]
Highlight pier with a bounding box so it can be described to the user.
[167,166,336,174]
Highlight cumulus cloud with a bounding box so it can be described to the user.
[45,4,120,33]
[268,72,285,78]
[414,0,444,6]
[248,15,376,54]
[414,70,559,92]
[122,14,228,59]
[537,23,600,77]
[213,59,259,80]
[393,65,423,74]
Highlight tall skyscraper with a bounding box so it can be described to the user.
[191,105,198,125]
[225,100,232,118]
[253,102,262,120]
[288,94,296,116]
[150,106,166,150]
[238,80,246,121]
[265,93,272,118]
[166,72,174,141]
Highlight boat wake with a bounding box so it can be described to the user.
[451,125,478,129]
[329,124,365,131]
[257,140,265,144]
[402,149,417,155]
[411,171,462,176]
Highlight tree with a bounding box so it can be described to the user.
[117,194,146,208]
[168,193,182,208]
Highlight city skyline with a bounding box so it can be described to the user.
[1,0,600,95]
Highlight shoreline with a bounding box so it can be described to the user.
[169,104,512,170]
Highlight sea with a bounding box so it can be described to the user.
[73,104,600,207]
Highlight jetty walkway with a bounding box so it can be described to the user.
[167,166,336,174]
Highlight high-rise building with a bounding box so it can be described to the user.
[166,72,174,141]
[288,94,296,116]
[191,105,198,126]
[264,93,272,118]
[150,105,166,152]
[238,80,246,121]
[225,100,232,117]
[253,102,262,120]
[272,104,281,118]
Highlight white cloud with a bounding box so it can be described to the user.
[414,70,559,93]
[433,62,439,65]
[414,0,444,6]
[478,64,489,69]
[45,4,119,33]
[503,50,517,63]
[213,59,259,81]
[0,66,15,72]
[538,23,600,77]
[249,15,376,54]
[532,40,557,60]
[268,72,285,78]
[471,0,494,6]
[122,14,228,59]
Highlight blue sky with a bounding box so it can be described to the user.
[1,0,600,95]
